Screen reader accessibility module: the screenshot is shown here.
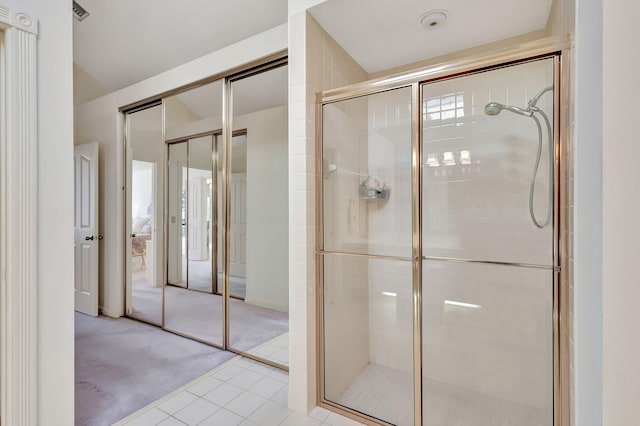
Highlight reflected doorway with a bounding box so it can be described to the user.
[125,103,164,326]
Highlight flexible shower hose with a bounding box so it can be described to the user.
[529,109,553,229]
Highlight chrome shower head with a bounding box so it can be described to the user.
[484,102,503,116]
[484,102,533,117]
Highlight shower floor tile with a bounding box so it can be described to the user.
[332,363,550,426]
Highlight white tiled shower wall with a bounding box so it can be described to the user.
[361,60,555,413]
[288,11,368,412]
[421,59,555,266]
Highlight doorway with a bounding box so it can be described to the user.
[123,62,290,369]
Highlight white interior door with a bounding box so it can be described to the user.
[188,176,207,261]
[74,142,99,316]
[230,173,246,277]
[167,159,184,285]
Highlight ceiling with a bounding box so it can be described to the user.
[172,65,288,119]
[74,0,552,107]
[309,0,553,73]
[73,0,288,91]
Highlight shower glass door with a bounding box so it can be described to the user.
[320,86,414,426]
[319,55,559,426]
[420,58,555,425]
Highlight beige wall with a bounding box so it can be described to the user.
[240,106,290,312]
[74,63,110,106]
[288,7,369,412]
[602,1,640,425]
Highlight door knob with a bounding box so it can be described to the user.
[98,235,104,240]
[85,235,95,241]
[131,233,136,238]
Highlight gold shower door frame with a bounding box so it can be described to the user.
[316,36,570,426]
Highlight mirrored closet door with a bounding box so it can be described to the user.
[163,81,224,346]
[123,60,289,368]
[125,102,164,326]
[227,64,290,367]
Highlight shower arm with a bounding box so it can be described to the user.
[528,85,554,110]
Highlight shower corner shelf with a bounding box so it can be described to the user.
[360,183,390,201]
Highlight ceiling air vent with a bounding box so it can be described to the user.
[72,1,90,22]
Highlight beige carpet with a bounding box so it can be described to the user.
[75,313,235,426]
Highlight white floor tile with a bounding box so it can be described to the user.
[271,334,289,349]
[268,369,289,384]
[227,369,264,389]
[269,386,288,407]
[323,412,364,426]
[247,400,292,426]
[246,362,277,376]
[187,376,224,397]
[249,376,286,399]
[279,411,321,425]
[254,345,279,356]
[157,417,187,426]
[225,391,267,417]
[309,407,331,422]
[211,365,244,381]
[232,358,256,368]
[198,408,244,426]
[173,399,219,426]
[238,420,260,426]
[202,382,244,406]
[271,348,289,364]
[124,408,170,426]
[157,391,199,415]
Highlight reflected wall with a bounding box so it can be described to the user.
[228,65,290,366]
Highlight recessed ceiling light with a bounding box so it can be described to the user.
[418,9,449,30]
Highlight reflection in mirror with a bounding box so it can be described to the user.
[186,136,215,293]
[167,142,188,288]
[163,80,224,345]
[228,65,289,366]
[229,133,246,299]
[126,104,164,326]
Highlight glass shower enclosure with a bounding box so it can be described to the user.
[318,56,560,426]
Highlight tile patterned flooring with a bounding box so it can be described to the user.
[245,332,289,366]
[114,356,365,426]
[335,364,413,426]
